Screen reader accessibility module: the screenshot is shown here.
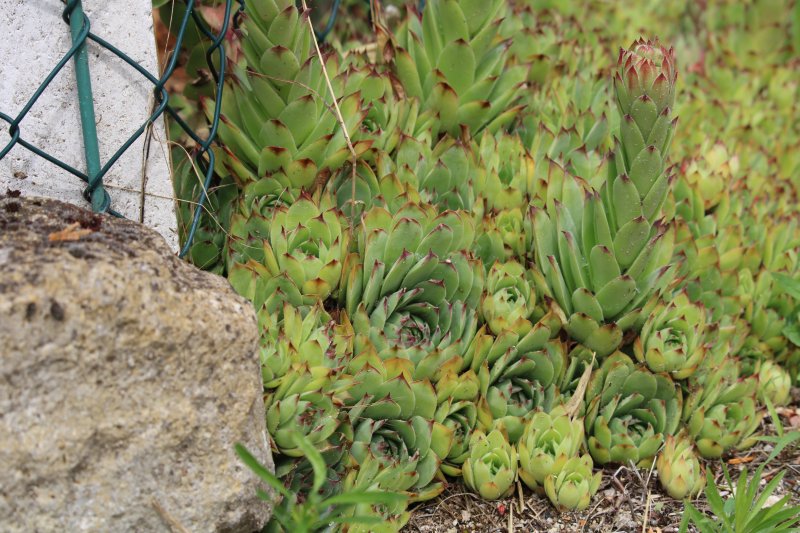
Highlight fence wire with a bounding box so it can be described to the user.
[0,0,242,257]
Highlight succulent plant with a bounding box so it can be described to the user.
[342,204,484,381]
[656,432,705,500]
[216,0,372,193]
[476,338,567,443]
[171,0,800,523]
[259,303,350,395]
[394,0,527,138]
[683,361,763,459]
[462,429,518,500]
[267,391,341,458]
[475,208,527,267]
[634,290,709,380]
[480,260,548,337]
[475,131,536,212]
[756,359,792,407]
[227,194,349,308]
[518,406,584,492]
[584,353,682,466]
[348,415,451,501]
[529,39,679,357]
[435,398,478,476]
[544,455,602,512]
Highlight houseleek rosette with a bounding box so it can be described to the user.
[227,195,349,311]
[529,39,679,357]
[518,406,584,492]
[212,0,371,195]
[462,429,518,500]
[342,204,483,380]
[394,0,527,138]
[475,208,527,267]
[435,398,478,476]
[475,131,536,211]
[480,260,548,337]
[544,455,602,512]
[634,290,708,379]
[757,359,792,406]
[340,451,412,530]
[349,416,452,501]
[585,353,682,465]
[677,141,738,212]
[260,304,350,395]
[475,336,567,443]
[683,363,763,458]
[340,352,438,422]
[266,391,340,457]
[656,433,705,500]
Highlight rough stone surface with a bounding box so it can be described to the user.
[0,194,273,532]
[0,0,177,249]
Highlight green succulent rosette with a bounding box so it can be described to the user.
[585,353,682,466]
[475,130,536,211]
[475,208,527,267]
[480,260,551,337]
[328,160,422,221]
[530,39,680,358]
[474,336,568,443]
[412,135,483,212]
[462,429,518,500]
[266,391,341,458]
[342,203,483,380]
[683,360,763,459]
[518,406,584,492]
[656,432,705,500]
[211,0,371,195]
[227,195,349,312]
[757,359,792,406]
[544,455,602,512]
[343,134,486,218]
[529,169,676,359]
[339,452,412,531]
[260,303,350,395]
[348,415,451,502]
[394,0,527,138]
[677,141,739,213]
[339,352,438,423]
[634,290,709,380]
[434,398,478,476]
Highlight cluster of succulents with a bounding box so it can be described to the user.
[170,0,799,528]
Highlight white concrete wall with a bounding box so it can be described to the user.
[0,0,177,250]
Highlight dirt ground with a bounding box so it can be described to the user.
[404,391,800,533]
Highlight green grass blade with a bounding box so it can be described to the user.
[235,443,292,500]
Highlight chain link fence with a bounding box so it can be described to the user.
[0,0,242,257]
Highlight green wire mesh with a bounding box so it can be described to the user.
[0,0,243,257]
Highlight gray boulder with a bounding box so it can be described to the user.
[0,194,273,532]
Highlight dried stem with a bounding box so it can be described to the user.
[299,0,359,225]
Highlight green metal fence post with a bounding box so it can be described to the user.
[67,0,105,213]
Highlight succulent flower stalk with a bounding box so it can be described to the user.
[529,38,680,357]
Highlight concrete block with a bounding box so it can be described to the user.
[0,0,178,250]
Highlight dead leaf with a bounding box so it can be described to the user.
[727,455,754,465]
[48,222,93,242]
[565,351,596,418]
[776,407,800,429]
